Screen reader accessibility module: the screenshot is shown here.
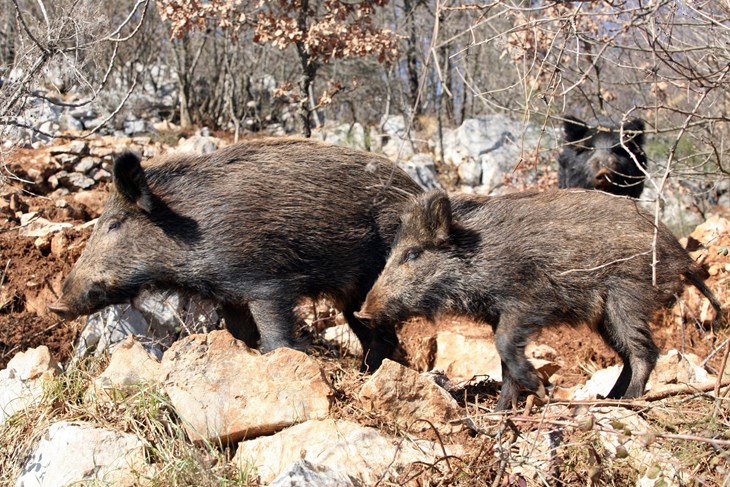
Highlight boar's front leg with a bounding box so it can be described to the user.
[343,308,398,373]
[221,302,260,348]
[247,299,303,353]
[493,313,545,411]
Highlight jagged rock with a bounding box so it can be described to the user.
[15,421,148,486]
[53,153,79,167]
[73,156,100,173]
[506,405,573,484]
[321,324,363,357]
[591,408,688,486]
[177,133,220,154]
[398,154,442,190]
[49,170,96,190]
[58,112,84,132]
[47,171,65,189]
[359,359,471,434]
[574,365,622,401]
[432,329,503,382]
[457,159,482,187]
[575,350,714,400]
[88,336,163,402]
[49,140,88,156]
[651,349,712,387]
[269,460,355,487]
[163,330,332,443]
[63,172,96,190]
[33,235,50,253]
[75,290,219,360]
[380,115,414,159]
[0,346,60,425]
[50,232,68,258]
[233,419,461,485]
[641,181,706,236]
[440,115,557,192]
[90,167,112,181]
[89,145,115,159]
[18,212,73,238]
[313,122,372,151]
[48,188,70,198]
[123,118,150,136]
[76,304,153,358]
[430,329,559,386]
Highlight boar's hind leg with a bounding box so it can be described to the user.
[493,314,543,411]
[221,303,260,348]
[343,308,398,373]
[599,292,659,399]
[248,299,303,353]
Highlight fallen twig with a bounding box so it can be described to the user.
[702,337,730,368]
[713,343,730,418]
[643,379,730,402]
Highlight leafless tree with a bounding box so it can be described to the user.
[0,0,153,180]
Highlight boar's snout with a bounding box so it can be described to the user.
[594,166,613,190]
[356,291,385,326]
[47,281,107,320]
[353,309,372,321]
[47,300,76,320]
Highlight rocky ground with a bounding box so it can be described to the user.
[1,128,729,485]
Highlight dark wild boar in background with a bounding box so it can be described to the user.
[48,138,423,371]
[558,116,647,198]
[357,189,722,410]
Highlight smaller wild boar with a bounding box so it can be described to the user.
[357,189,722,410]
[558,116,647,198]
[47,138,423,371]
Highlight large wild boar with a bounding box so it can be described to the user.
[48,138,423,370]
[558,116,647,198]
[357,189,722,410]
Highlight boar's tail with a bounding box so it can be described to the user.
[684,265,723,327]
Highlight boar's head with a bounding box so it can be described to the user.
[564,116,646,192]
[357,190,460,325]
[48,152,177,320]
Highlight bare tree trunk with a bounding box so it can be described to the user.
[295,0,319,138]
[403,0,421,117]
[174,36,193,128]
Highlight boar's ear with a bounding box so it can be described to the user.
[563,116,588,143]
[421,190,452,245]
[623,118,645,146]
[113,152,153,213]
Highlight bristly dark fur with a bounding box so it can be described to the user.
[558,116,647,198]
[360,189,722,410]
[50,137,423,372]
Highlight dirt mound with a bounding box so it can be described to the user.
[0,185,98,367]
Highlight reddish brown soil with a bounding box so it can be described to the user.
[1,150,100,368]
[1,139,727,389]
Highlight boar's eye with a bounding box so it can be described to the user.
[107,220,122,232]
[401,248,422,265]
